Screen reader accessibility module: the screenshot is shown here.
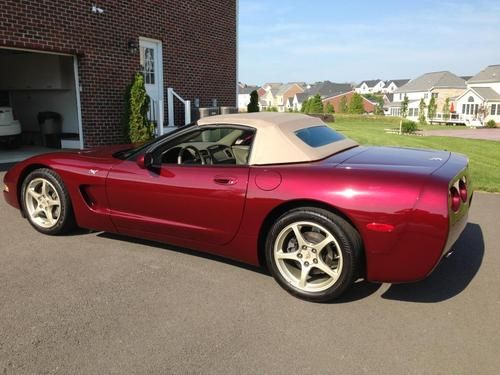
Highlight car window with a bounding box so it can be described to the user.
[295,125,345,148]
[158,126,255,166]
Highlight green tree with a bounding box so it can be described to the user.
[349,93,365,114]
[308,94,324,113]
[339,96,349,113]
[363,93,384,115]
[300,98,310,113]
[442,97,450,120]
[428,95,437,120]
[247,90,260,113]
[418,98,427,125]
[123,72,155,144]
[324,102,335,114]
[400,95,409,118]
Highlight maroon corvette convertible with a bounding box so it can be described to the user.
[3,113,471,301]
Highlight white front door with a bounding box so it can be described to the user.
[139,38,163,130]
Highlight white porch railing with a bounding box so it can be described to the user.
[429,112,484,126]
[166,87,191,133]
[148,98,164,136]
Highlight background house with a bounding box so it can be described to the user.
[383,79,410,93]
[355,80,385,94]
[455,65,500,125]
[274,83,305,112]
[0,0,237,148]
[292,93,309,111]
[307,81,353,99]
[322,91,377,114]
[390,71,466,120]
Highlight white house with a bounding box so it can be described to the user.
[454,65,500,125]
[389,71,466,121]
[292,93,308,111]
[355,79,385,94]
[382,79,410,93]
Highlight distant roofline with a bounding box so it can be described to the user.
[321,90,355,101]
[394,84,466,93]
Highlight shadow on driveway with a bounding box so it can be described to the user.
[382,223,484,303]
[96,222,483,304]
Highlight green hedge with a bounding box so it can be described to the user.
[401,120,418,134]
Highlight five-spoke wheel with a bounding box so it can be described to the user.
[266,207,362,302]
[24,177,61,229]
[21,168,75,235]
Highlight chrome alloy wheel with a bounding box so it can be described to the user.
[273,221,344,293]
[24,178,62,229]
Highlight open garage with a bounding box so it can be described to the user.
[0,48,82,164]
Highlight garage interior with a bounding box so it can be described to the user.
[0,48,81,164]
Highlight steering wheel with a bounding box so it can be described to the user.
[177,145,205,165]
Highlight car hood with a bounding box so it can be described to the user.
[339,146,451,173]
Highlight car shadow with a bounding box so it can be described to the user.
[328,280,383,304]
[98,232,383,302]
[381,223,484,303]
[92,223,482,304]
[97,232,270,276]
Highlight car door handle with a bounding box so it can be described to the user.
[214,176,238,185]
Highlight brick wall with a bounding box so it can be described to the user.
[0,0,237,146]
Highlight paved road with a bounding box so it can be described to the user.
[1,171,499,374]
[422,128,500,141]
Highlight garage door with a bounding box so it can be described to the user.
[0,48,82,165]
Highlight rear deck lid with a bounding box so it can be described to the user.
[339,146,451,174]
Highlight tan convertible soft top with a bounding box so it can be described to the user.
[197,112,358,165]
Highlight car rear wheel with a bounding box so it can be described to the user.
[21,168,75,235]
[265,207,362,302]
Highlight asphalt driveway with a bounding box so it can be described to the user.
[1,171,499,374]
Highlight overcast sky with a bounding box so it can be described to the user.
[238,0,500,85]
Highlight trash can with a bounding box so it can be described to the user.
[38,112,62,148]
[220,106,237,115]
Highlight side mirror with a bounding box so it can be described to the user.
[136,153,153,169]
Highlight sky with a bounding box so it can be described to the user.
[238,0,500,85]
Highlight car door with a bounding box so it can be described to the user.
[105,126,253,247]
[106,160,249,246]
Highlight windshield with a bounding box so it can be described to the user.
[113,123,196,160]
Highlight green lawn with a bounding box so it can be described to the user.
[329,115,500,192]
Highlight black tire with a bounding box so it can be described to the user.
[21,168,76,235]
[265,207,363,302]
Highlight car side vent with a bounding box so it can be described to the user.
[79,185,96,208]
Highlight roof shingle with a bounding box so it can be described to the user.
[468,65,500,84]
[395,71,465,93]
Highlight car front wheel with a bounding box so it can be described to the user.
[21,168,75,235]
[265,207,362,302]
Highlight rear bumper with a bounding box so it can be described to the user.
[442,193,471,257]
[365,154,471,283]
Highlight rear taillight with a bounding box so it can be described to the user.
[450,186,461,212]
[12,109,17,121]
[459,178,468,202]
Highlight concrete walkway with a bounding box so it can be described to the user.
[422,128,500,141]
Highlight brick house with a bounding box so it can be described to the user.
[0,0,237,148]
[322,91,377,113]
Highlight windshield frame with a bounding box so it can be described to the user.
[113,122,196,160]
